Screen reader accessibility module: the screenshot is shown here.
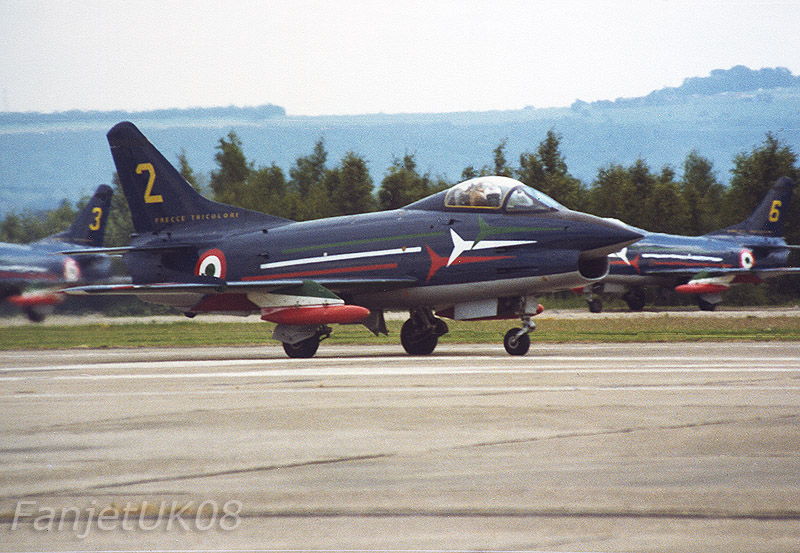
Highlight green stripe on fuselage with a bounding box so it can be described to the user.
[281,232,446,254]
[475,216,560,245]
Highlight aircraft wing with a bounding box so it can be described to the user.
[63,277,416,297]
[652,267,800,295]
[640,266,800,278]
[63,277,416,324]
[753,267,800,278]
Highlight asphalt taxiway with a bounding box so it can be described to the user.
[1,342,799,551]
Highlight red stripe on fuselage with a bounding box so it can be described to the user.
[425,245,514,281]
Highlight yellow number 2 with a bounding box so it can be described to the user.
[89,207,103,231]
[769,200,782,222]
[137,163,163,204]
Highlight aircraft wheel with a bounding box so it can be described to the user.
[624,288,646,311]
[400,319,438,355]
[503,328,530,356]
[23,307,46,323]
[698,298,717,312]
[282,336,320,358]
[588,298,603,313]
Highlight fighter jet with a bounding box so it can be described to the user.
[580,176,799,312]
[1,184,113,321]
[64,122,641,356]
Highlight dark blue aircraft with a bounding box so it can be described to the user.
[0,185,113,321]
[65,122,642,357]
[580,177,799,312]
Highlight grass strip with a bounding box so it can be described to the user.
[1,316,799,350]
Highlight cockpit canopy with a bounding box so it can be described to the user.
[443,176,565,212]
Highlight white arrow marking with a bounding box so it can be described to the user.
[447,230,537,266]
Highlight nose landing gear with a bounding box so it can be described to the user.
[503,315,535,356]
[503,303,543,356]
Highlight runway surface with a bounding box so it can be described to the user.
[1,342,799,551]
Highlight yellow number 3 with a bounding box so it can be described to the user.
[769,200,782,222]
[89,207,103,231]
[137,163,163,204]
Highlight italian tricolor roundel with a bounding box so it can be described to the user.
[739,249,755,270]
[195,249,227,278]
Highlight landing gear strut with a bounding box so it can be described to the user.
[584,283,604,313]
[400,307,449,355]
[588,298,603,313]
[698,298,717,311]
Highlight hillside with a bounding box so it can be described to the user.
[2,66,799,215]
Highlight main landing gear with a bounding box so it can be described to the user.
[277,325,332,359]
[400,307,449,355]
[23,306,47,323]
[400,299,544,356]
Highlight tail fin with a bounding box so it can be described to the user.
[48,184,113,246]
[710,176,795,238]
[107,121,292,234]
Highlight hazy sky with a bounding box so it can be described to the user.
[2,0,799,116]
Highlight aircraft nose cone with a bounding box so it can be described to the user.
[582,216,645,257]
[605,220,644,247]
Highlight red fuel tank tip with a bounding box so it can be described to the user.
[674,283,729,295]
[7,293,63,307]
[261,304,370,325]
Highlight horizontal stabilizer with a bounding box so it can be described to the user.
[58,243,198,256]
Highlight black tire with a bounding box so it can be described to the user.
[624,288,646,311]
[282,336,320,358]
[503,328,530,356]
[588,298,603,313]
[24,307,45,323]
[698,298,717,312]
[400,319,438,355]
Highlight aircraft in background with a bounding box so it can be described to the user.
[65,122,642,357]
[0,185,113,321]
[579,177,799,312]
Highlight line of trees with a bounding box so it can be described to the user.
[2,128,799,301]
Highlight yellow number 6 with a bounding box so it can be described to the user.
[137,163,163,204]
[769,200,782,222]
[89,207,103,231]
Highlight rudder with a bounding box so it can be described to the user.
[711,177,795,238]
[107,121,291,234]
[49,184,113,247]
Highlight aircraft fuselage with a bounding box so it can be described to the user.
[124,205,633,313]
